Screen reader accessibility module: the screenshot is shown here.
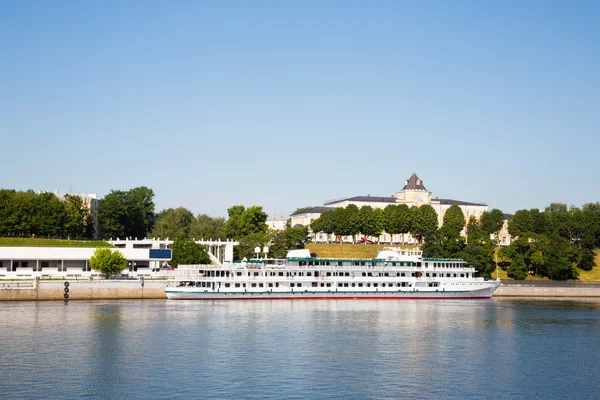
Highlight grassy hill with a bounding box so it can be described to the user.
[0,237,112,248]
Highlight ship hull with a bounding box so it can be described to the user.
[166,285,498,300]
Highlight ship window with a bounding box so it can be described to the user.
[268,283,273,287]
[374,283,378,287]
[278,272,284,276]
[381,283,385,287]
[243,283,246,287]
[337,283,343,287]
[326,283,331,287]
[225,283,230,288]
[290,283,295,287]
[326,272,332,277]
[453,274,457,277]
[432,273,436,277]
[338,262,342,266]
[460,274,465,277]
[447,273,451,277]
[362,272,366,277]
[236,272,242,276]
[384,273,389,277]
[251,283,257,287]
[345,272,350,277]
[352,283,355,287]
[320,283,324,287]
[411,273,416,277]
[344,283,348,287]
[401,273,405,277]
[368,273,372,277]
[307,272,312,276]
[312,282,318,287]
[367,283,371,287]
[254,272,259,277]
[358,283,363,287]
[392,262,396,266]
[297,283,302,288]
[360,262,365,266]
[235,283,240,288]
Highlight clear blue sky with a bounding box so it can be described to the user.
[1,1,599,218]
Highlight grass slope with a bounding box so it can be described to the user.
[0,237,112,248]
[575,249,600,281]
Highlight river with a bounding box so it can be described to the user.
[1,298,599,399]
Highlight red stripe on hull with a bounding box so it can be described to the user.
[169,296,492,300]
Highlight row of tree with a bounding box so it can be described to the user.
[152,205,311,261]
[0,189,94,238]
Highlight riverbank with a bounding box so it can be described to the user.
[2,279,600,300]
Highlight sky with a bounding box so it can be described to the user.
[1,1,599,218]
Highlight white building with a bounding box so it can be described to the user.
[0,246,172,279]
[107,237,238,264]
[291,173,489,244]
[266,215,288,231]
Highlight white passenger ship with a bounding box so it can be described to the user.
[165,248,499,300]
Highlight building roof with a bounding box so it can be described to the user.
[401,173,427,191]
[436,198,487,207]
[290,206,334,216]
[324,196,397,205]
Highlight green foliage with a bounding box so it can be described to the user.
[98,187,155,239]
[480,209,505,235]
[89,248,128,278]
[0,189,93,238]
[222,205,268,239]
[410,204,438,242]
[151,207,195,239]
[442,205,465,236]
[235,231,270,260]
[189,214,225,240]
[507,254,529,280]
[269,225,311,258]
[358,206,384,241]
[170,234,211,267]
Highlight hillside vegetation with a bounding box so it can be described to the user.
[0,238,112,248]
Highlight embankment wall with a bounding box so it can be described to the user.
[0,279,168,301]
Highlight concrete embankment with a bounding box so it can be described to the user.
[0,279,168,301]
[495,281,600,297]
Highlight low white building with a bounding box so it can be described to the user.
[0,246,172,279]
[266,215,288,231]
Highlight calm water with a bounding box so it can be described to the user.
[1,299,599,400]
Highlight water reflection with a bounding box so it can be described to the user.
[0,299,599,399]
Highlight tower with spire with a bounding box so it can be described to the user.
[395,172,431,206]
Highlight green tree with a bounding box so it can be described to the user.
[189,214,226,240]
[310,209,336,243]
[480,209,505,236]
[507,254,529,280]
[98,187,156,239]
[222,205,268,239]
[151,207,195,239]
[411,204,438,243]
[235,231,270,260]
[170,234,211,267]
[442,205,465,236]
[63,194,92,239]
[89,248,128,278]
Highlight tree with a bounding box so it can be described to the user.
[508,209,534,238]
[442,205,465,236]
[89,248,128,278]
[310,209,336,243]
[98,187,156,239]
[189,214,226,240]
[235,231,270,260]
[63,194,92,239]
[507,254,529,280]
[151,207,195,239]
[170,234,211,267]
[222,205,268,239]
[480,209,505,236]
[411,204,438,243]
